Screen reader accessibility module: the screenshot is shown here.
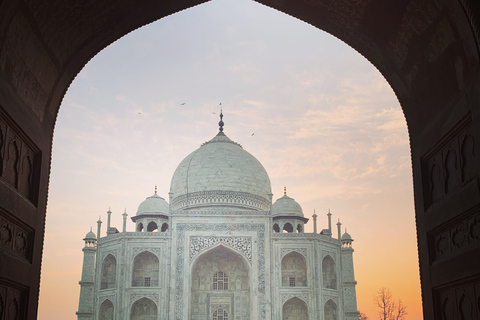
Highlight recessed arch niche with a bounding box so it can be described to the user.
[191,245,250,319]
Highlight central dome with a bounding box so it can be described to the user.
[170,132,272,211]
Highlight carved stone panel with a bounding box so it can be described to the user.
[429,208,480,263]
[434,277,480,319]
[0,207,33,263]
[0,106,41,205]
[421,114,478,210]
[0,279,27,320]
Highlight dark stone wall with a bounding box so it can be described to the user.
[0,0,479,318]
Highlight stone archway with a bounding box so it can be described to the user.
[0,1,479,319]
[191,245,250,320]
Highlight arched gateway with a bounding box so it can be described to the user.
[0,1,479,319]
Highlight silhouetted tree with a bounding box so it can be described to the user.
[358,311,369,320]
[374,287,407,320]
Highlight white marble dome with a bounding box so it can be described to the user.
[136,193,169,215]
[170,132,272,211]
[271,194,304,217]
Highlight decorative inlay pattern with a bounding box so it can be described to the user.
[280,248,307,259]
[132,247,161,258]
[322,250,336,262]
[0,208,33,262]
[98,294,115,306]
[322,294,339,305]
[0,106,41,205]
[190,236,252,263]
[172,210,270,216]
[101,249,117,262]
[421,114,478,209]
[281,293,309,305]
[174,223,265,320]
[129,292,159,305]
[171,190,270,211]
[430,209,480,262]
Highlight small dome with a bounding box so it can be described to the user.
[342,231,353,241]
[84,230,96,240]
[271,194,304,217]
[136,193,169,215]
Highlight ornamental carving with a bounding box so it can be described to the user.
[130,292,159,305]
[0,108,40,204]
[280,248,307,259]
[132,247,161,258]
[101,249,118,262]
[171,190,270,211]
[422,115,478,209]
[322,250,336,262]
[282,293,309,305]
[98,294,115,306]
[322,294,338,305]
[190,236,252,263]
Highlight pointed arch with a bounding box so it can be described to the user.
[283,222,293,233]
[213,307,229,320]
[322,255,337,289]
[296,223,303,233]
[273,223,280,233]
[130,297,157,320]
[161,222,168,232]
[99,299,114,320]
[324,299,337,320]
[281,251,307,287]
[100,254,116,289]
[191,245,250,319]
[147,221,157,232]
[132,251,159,287]
[282,297,308,320]
[137,222,144,232]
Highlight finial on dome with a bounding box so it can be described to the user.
[218,107,224,132]
[284,186,286,195]
[155,185,157,194]
[90,226,92,232]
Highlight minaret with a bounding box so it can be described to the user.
[336,218,342,240]
[96,216,102,240]
[76,229,97,320]
[107,207,112,233]
[327,209,332,234]
[122,209,128,232]
[312,210,318,234]
[341,228,360,320]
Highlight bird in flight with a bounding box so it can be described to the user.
[180,103,186,105]
[251,133,255,136]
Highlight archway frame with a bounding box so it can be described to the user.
[0,1,479,319]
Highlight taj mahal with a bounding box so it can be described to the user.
[76,112,359,320]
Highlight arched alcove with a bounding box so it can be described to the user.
[132,251,159,287]
[281,251,307,287]
[322,255,337,289]
[100,254,117,289]
[324,299,337,320]
[283,297,308,320]
[130,298,157,320]
[99,299,114,320]
[191,245,250,319]
[273,223,280,233]
[147,221,158,232]
[161,222,168,232]
[283,223,293,233]
[137,222,144,232]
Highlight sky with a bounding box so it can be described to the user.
[37,0,422,319]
